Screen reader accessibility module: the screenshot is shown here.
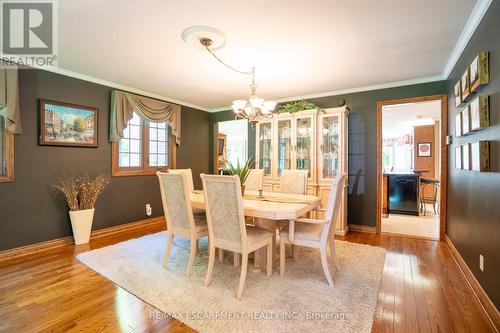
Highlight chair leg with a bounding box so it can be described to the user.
[205,245,216,286]
[162,233,174,268]
[272,232,277,259]
[320,247,334,287]
[237,252,249,299]
[280,239,286,276]
[266,243,273,277]
[186,238,197,277]
[329,239,340,271]
[292,244,298,260]
[218,248,224,262]
[233,252,240,267]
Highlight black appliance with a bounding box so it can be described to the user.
[387,174,419,215]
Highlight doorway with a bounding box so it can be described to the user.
[376,95,447,240]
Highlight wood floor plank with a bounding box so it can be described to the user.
[393,237,406,333]
[0,227,496,333]
[402,238,418,333]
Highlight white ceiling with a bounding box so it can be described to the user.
[55,0,480,111]
[382,100,441,138]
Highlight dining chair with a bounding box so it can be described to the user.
[168,168,195,192]
[201,174,273,299]
[279,175,344,287]
[276,169,309,258]
[168,168,205,216]
[156,172,208,277]
[279,169,309,194]
[244,169,264,191]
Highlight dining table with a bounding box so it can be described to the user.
[190,190,321,270]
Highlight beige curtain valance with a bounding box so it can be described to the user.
[110,90,181,145]
[0,64,22,134]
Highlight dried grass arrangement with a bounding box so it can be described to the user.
[52,174,109,211]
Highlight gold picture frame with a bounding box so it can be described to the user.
[39,99,98,148]
[462,143,470,170]
[455,146,462,169]
[469,52,489,94]
[461,70,470,102]
[454,81,462,107]
[470,95,489,131]
[461,107,470,135]
[455,112,462,137]
[471,141,490,172]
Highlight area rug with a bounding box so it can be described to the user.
[76,232,386,333]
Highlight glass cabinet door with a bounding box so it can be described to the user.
[276,119,292,176]
[320,115,340,179]
[258,122,272,176]
[295,116,313,177]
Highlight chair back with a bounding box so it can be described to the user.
[201,174,247,248]
[244,169,264,191]
[157,172,195,233]
[279,169,308,194]
[321,175,345,241]
[168,168,194,192]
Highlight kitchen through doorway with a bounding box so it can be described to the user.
[379,97,446,240]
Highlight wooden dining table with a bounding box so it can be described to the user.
[190,190,321,269]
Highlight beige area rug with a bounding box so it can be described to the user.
[77,232,386,333]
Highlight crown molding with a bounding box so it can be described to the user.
[210,75,443,112]
[1,55,211,112]
[441,0,492,79]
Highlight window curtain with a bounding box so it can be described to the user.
[109,90,181,145]
[0,64,22,134]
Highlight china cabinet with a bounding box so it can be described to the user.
[255,107,349,235]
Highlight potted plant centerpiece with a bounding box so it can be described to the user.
[52,174,109,245]
[227,157,253,196]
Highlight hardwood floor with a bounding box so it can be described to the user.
[0,224,495,333]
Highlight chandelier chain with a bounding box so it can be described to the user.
[196,36,276,123]
[203,45,255,83]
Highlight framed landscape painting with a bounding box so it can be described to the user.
[39,99,98,147]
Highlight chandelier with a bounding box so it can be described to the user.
[197,36,278,125]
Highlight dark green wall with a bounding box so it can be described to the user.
[446,1,500,308]
[211,81,446,227]
[0,68,211,251]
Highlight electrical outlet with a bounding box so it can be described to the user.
[146,204,152,216]
[479,255,484,272]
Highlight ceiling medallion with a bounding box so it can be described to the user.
[182,26,277,125]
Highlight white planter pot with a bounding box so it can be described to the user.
[69,208,95,245]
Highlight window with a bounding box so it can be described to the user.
[0,115,14,182]
[112,113,175,176]
[382,143,413,173]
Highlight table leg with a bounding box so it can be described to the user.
[251,218,277,272]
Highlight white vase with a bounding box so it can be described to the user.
[69,208,95,245]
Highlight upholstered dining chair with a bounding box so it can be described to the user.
[279,175,344,287]
[242,169,264,227]
[279,169,309,194]
[156,172,208,277]
[244,169,264,191]
[276,169,309,257]
[168,168,205,216]
[168,168,195,192]
[201,174,274,299]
